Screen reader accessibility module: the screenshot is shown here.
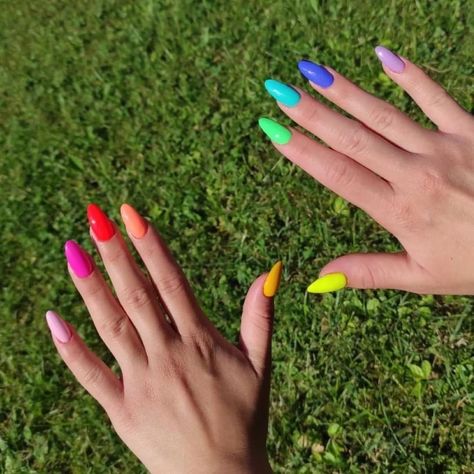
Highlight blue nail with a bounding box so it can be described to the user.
[264,79,301,107]
[298,60,334,88]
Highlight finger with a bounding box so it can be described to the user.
[374,46,473,134]
[120,204,205,338]
[65,240,147,368]
[276,88,410,182]
[294,61,435,153]
[87,204,174,350]
[317,251,430,292]
[45,311,123,416]
[239,262,281,376]
[259,119,394,226]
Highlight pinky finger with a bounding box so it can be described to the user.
[375,46,472,134]
[45,310,123,415]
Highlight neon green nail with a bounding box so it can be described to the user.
[307,272,347,294]
[258,118,292,145]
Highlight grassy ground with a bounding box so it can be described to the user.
[1,0,473,472]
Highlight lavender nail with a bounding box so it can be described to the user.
[374,46,405,74]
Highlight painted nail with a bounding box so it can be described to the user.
[120,203,148,239]
[264,79,301,107]
[87,203,115,242]
[298,60,334,88]
[45,310,72,343]
[258,118,292,145]
[64,240,93,278]
[307,272,347,294]
[374,46,405,73]
[263,261,283,297]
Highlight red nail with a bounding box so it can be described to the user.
[87,203,115,242]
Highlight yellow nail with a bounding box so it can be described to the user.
[263,261,283,297]
[307,272,347,294]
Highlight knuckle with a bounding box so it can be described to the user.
[323,158,354,188]
[81,281,104,299]
[390,198,414,229]
[121,286,153,311]
[156,272,187,297]
[368,104,397,132]
[338,123,369,155]
[299,103,319,124]
[159,356,185,380]
[426,88,450,109]
[417,168,447,196]
[82,364,104,387]
[100,315,129,341]
[106,248,126,265]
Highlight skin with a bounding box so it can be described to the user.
[50,221,273,473]
[274,56,474,294]
[47,53,474,471]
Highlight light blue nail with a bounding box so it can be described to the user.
[264,79,301,107]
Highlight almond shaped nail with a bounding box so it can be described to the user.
[307,272,347,294]
[87,203,115,242]
[263,261,283,297]
[64,240,93,278]
[120,203,148,239]
[45,310,72,343]
[258,118,292,145]
[264,79,301,107]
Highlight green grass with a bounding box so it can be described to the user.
[1,0,473,472]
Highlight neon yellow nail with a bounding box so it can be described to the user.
[307,272,347,294]
[263,261,283,297]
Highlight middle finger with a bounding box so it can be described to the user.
[271,86,411,182]
[87,204,174,350]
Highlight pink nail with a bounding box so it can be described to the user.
[45,311,72,343]
[374,46,405,73]
[64,240,93,278]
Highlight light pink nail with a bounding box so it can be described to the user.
[46,310,72,343]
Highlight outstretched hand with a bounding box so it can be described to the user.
[262,46,474,295]
[46,204,279,473]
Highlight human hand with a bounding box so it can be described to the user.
[260,46,474,295]
[46,204,280,473]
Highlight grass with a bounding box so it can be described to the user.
[0,0,473,472]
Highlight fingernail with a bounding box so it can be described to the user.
[120,203,148,239]
[87,203,115,242]
[374,46,405,73]
[298,60,334,88]
[263,261,283,297]
[258,118,292,145]
[64,240,93,278]
[264,79,301,107]
[45,310,72,343]
[307,272,347,294]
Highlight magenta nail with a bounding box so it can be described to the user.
[46,310,72,343]
[64,240,93,278]
[374,46,405,74]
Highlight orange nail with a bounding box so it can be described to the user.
[263,261,283,297]
[120,204,148,239]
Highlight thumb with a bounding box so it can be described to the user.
[315,252,426,292]
[239,262,282,376]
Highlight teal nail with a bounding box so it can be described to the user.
[264,79,301,107]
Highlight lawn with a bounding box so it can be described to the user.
[0,0,473,472]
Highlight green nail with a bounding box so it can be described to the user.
[258,118,292,145]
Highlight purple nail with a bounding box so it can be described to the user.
[64,240,93,278]
[46,310,72,343]
[374,46,405,74]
